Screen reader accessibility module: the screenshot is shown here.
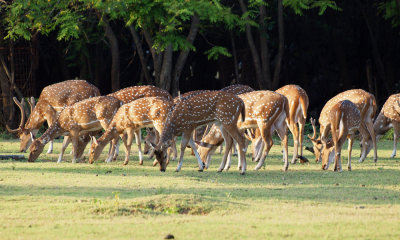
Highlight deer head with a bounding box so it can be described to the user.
[306,117,323,162]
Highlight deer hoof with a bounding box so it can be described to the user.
[198,169,203,172]
[138,161,143,165]
[240,172,245,175]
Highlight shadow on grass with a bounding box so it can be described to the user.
[0,182,399,205]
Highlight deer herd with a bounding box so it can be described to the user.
[6,80,400,174]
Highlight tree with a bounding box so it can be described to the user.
[238,0,339,90]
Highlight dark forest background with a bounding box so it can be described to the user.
[0,0,399,129]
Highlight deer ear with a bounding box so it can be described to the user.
[91,136,98,145]
[145,140,156,149]
[30,132,36,141]
[305,146,314,154]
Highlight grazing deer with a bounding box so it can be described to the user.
[196,91,290,172]
[276,85,309,164]
[307,89,377,163]
[144,85,254,160]
[88,97,176,165]
[363,93,400,158]
[147,91,248,174]
[28,96,122,163]
[7,80,100,154]
[106,85,173,162]
[319,100,370,171]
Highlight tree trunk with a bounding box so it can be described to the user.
[230,31,240,84]
[99,14,120,92]
[128,25,153,85]
[272,0,284,89]
[239,0,265,90]
[159,44,173,91]
[259,4,272,89]
[143,28,162,86]
[357,0,389,94]
[0,52,12,127]
[171,14,200,97]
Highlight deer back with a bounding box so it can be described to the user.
[276,84,309,122]
[161,91,244,142]
[110,97,173,133]
[58,96,122,132]
[319,89,375,128]
[108,85,172,104]
[381,93,400,122]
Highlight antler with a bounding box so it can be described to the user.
[28,96,36,114]
[6,97,26,133]
[308,117,317,140]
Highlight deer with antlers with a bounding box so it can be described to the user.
[7,80,100,155]
[147,91,248,174]
[88,97,176,165]
[317,100,370,171]
[196,91,290,171]
[363,93,400,159]
[307,89,377,163]
[105,85,173,162]
[28,96,122,163]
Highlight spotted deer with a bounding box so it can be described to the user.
[144,85,254,160]
[88,97,176,165]
[318,100,370,171]
[147,91,248,174]
[363,93,400,158]
[7,80,100,155]
[276,85,309,163]
[106,85,173,162]
[307,89,377,163]
[142,90,210,161]
[28,96,122,163]
[196,91,290,172]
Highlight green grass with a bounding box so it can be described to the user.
[0,137,399,240]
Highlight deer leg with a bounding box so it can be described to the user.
[176,131,191,172]
[222,124,247,175]
[188,137,205,171]
[358,124,371,163]
[123,129,135,165]
[134,130,143,164]
[364,119,377,162]
[276,121,289,171]
[299,118,306,158]
[170,138,178,161]
[112,137,121,161]
[105,138,118,163]
[333,128,347,172]
[253,136,264,162]
[288,121,299,164]
[391,124,399,158]
[224,149,233,171]
[347,135,354,171]
[70,132,80,164]
[255,123,273,171]
[219,144,223,154]
[57,136,71,163]
[46,140,54,154]
[218,128,233,172]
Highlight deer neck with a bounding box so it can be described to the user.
[25,102,56,130]
[38,122,65,145]
[97,127,118,148]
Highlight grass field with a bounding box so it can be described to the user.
[0,137,399,240]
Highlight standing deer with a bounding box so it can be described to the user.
[88,97,176,165]
[28,96,122,163]
[276,85,309,164]
[7,80,100,154]
[196,91,290,172]
[319,100,370,171]
[106,85,173,162]
[147,91,248,174]
[363,93,400,158]
[307,89,377,163]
